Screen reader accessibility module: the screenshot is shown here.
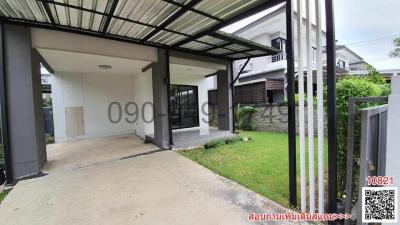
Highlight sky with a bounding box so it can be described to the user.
[221,0,400,70]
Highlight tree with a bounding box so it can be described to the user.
[366,65,386,85]
[389,37,400,58]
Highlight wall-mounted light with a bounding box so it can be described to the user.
[98,64,112,69]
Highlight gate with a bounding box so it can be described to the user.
[344,97,388,225]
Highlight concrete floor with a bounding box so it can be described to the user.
[43,134,159,173]
[0,151,307,225]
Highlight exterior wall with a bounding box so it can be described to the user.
[170,72,210,134]
[251,33,272,46]
[132,70,154,139]
[3,25,46,179]
[51,72,137,142]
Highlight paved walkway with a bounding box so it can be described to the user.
[0,151,307,225]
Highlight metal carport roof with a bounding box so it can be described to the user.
[0,0,283,60]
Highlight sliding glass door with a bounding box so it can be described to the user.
[170,85,199,129]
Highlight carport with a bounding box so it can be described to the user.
[0,0,338,214]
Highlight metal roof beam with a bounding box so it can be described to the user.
[101,0,119,35]
[172,0,285,47]
[233,58,250,83]
[202,42,231,52]
[38,0,57,25]
[209,32,278,54]
[142,0,202,41]
[161,0,223,22]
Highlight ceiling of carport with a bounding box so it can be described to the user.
[0,0,282,60]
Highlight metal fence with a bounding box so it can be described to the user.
[344,97,388,225]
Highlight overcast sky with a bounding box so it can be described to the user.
[221,0,400,70]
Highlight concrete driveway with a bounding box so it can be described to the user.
[0,151,304,225]
[43,134,159,173]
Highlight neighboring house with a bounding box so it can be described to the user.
[208,5,366,104]
[41,66,52,100]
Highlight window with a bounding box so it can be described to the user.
[170,85,199,129]
[271,37,287,52]
[337,59,346,69]
[312,47,317,62]
[271,37,287,62]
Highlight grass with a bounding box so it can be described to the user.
[179,131,328,208]
[0,189,9,204]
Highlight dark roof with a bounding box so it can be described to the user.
[0,0,283,60]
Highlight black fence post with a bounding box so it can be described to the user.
[325,0,338,216]
[285,0,297,207]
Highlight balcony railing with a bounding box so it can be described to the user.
[270,52,287,63]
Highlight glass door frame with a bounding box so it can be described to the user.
[170,84,200,130]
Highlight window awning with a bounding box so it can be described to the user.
[0,0,282,60]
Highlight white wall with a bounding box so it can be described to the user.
[51,72,141,142]
[170,73,209,135]
[131,70,154,139]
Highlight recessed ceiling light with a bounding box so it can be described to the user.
[98,64,112,69]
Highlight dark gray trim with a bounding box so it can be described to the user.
[34,49,54,74]
[0,24,13,184]
[166,50,173,147]
[169,50,230,66]
[142,62,154,73]
[229,63,236,133]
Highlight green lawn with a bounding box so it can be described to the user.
[179,131,328,208]
[0,189,9,204]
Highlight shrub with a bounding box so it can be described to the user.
[204,139,226,149]
[235,104,257,130]
[225,136,244,144]
[334,76,387,200]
